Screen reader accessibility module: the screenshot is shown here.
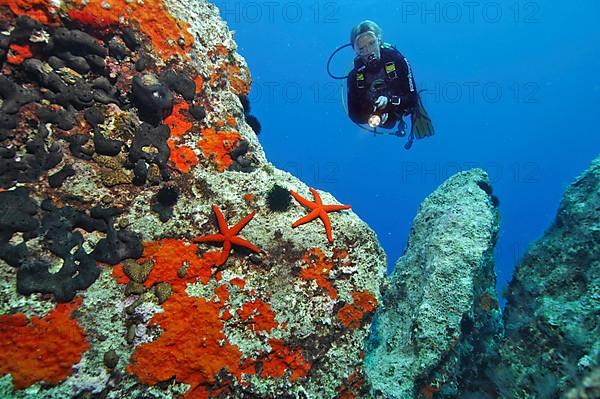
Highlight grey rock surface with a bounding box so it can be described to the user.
[491,156,600,398]
[365,169,503,398]
[0,1,387,398]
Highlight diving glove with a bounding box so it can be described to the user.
[374,96,388,110]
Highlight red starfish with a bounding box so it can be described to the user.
[193,204,260,266]
[290,187,351,243]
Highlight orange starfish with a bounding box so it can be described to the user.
[290,187,351,243]
[194,205,260,266]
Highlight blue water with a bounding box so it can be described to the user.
[218,1,600,298]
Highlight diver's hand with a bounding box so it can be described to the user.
[374,96,388,110]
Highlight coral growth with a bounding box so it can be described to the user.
[337,371,367,399]
[299,248,351,299]
[260,339,311,382]
[127,292,246,398]
[337,291,378,329]
[66,0,194,60]
[112,238,315,396]
[0,299,88,389]
[237,298,278,334]
[0,0,60,25]
[168,140,199,173]
[197,127,241,172]
[112,239,222,292]
[6,43,33,65]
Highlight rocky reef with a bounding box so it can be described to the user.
[365,158,600,399]
[0,1,386,398]
[364,169,503,398]
[488,157,600,398]
[364,158,599,399]
[1,0,597,397]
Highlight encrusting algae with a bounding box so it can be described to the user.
[0,0,386,396]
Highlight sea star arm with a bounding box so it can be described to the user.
[230,236,261,253]
[318,210,335,242]
[290,190,317,209]
[229,211,257,236]
[323,204,352,212]
[211,205,229,234]
[308,187,323,206]
[193,233,226,243]
[292,208,320,228]
[217,240,232,266]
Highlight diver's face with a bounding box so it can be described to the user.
[355,32,381,65]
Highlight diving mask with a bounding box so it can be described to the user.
[354,31,381,65]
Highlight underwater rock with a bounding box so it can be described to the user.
[565,367,600,399]
[492,156,600,398]
[365,169,503,398]
[0,0,386,397]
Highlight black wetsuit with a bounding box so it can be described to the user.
[347,47,418,129]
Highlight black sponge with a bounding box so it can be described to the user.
[132,75,174,125]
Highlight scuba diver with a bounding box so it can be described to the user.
[328,20,434,149]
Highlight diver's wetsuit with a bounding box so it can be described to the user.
[347,47,418,129]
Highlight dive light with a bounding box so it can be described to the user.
[368,114,382,128]
[368,104,383,128]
